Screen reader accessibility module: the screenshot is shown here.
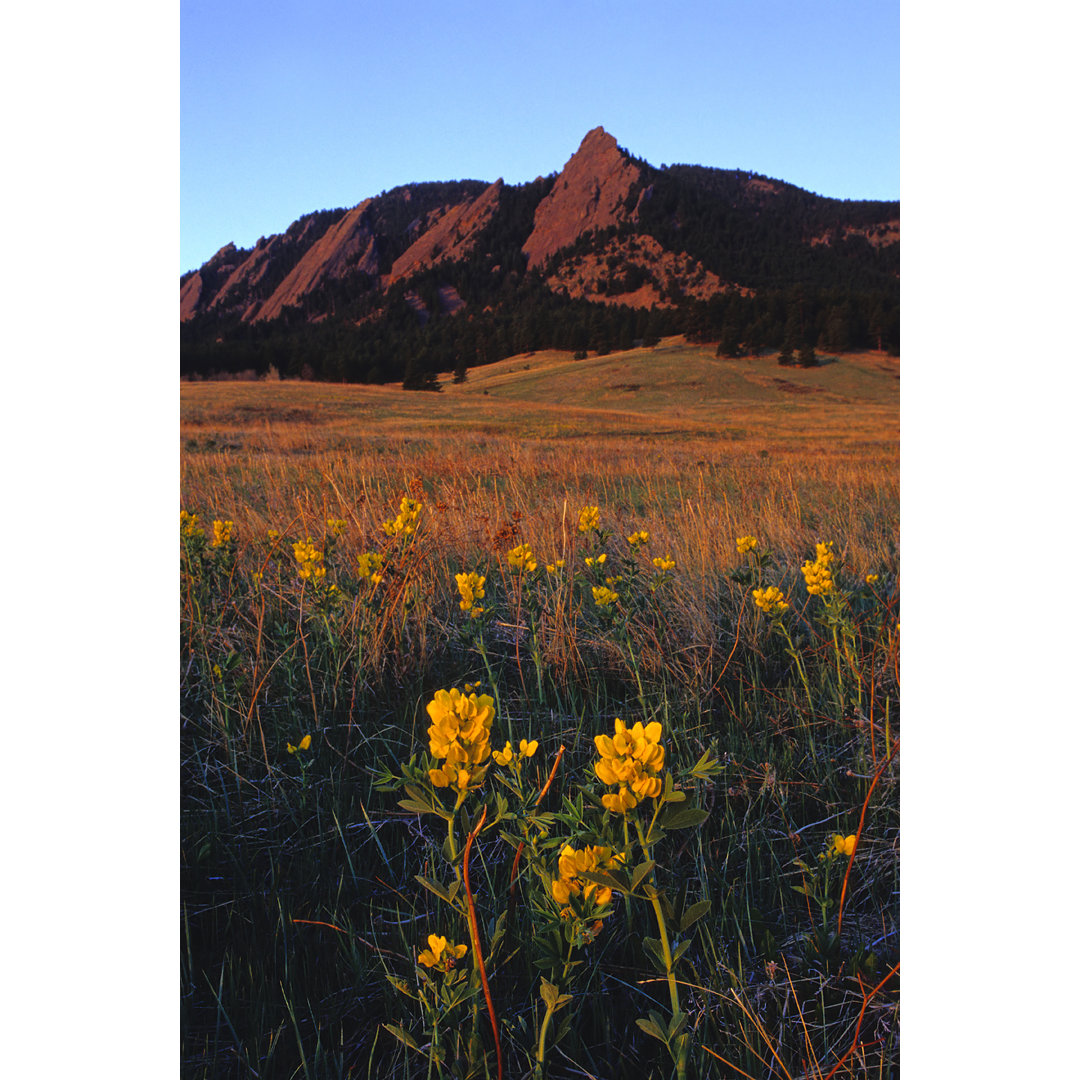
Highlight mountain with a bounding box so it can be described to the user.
[181,127,899,382]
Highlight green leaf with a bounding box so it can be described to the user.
[631,860,656,894]
[382,1023,420,1051]
[578,869,629,893]
[636,1016,667,1044]
[540,976,560,1009]
[667,1010,688,1040]
[680,899,711,933]
[661,805,710,830]
[642,936,669,974]
[415,874,452,904]
[672,939,692,966]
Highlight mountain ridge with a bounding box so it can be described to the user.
[181,127,899,382]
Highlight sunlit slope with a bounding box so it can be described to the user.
[181,337,898,457]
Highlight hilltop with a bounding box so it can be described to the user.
[181,128,899,383]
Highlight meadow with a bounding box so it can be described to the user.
[180,339,900,1079]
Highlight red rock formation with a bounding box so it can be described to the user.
[389,179,503,285]
[254,199,379,322]
[522,127,641,268]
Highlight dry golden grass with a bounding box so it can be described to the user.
[181,337,898,594]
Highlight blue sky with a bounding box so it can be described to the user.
[181,0,899,274]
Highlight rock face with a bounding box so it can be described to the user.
[254,201,378,322]
[521,126,641,268]
[389,179,503,285]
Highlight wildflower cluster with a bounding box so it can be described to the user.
[417,933,468,972]
[802,541,836,596]
[507,542,537,572]
[455,571,485,618]
[286,734,312,755]
[753,585,789,613]
[426,688,495,793]
[593,718,665,813]
[627,530,650,549]
[180,510,205,541]
[545,559,565,574]
[652,555,675,572]
[293,538,326,581]
[736,535,758,555]
[578,505,600,534]
[383,496,423,537]
[211,519,234,548]
[550,844,621,914]
[592,585,619,608]
[326,517,347,538]
[357,551,384,584]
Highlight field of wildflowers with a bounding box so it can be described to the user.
[181,361,898,1078]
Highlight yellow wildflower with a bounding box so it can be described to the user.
[752,585,789,613]
[585,553,607,568]
[652,555,675,572]
[627,530,650,548]
[801,552,834,596]
[357,551,384,583]
[519,738,538,757]
[830,833,857,858]
[736,535,758,554]
[211,520,234,548]
[425,687,495,791]
[545,559,567,573]
[180,511,205,540]
[287,734,312,755]
[417,933,468,971]
[493,741,514,766]
[383,495,423,537]
[455,571,486,618]
[293,538,326,581]
[550,844,620,915]
[593,718,665,814]
[507,543,538,572]
[578,505,600,533]
[267,528,280,542]
[326,517,347,538]
[592,585,619,607]
[866,573,879,584]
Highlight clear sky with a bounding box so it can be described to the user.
[181,0,899,274]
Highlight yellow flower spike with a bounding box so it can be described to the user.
[627,530,650,548]
[507,543,537,572]
[455,571,486,613]
[211,520,234,548]
[578,505,600,533]
[736,535,758,554]
[592,585,619,607]
[652,555,675,572]
[752,585,789,613]
[326,517,347,537]
[267,528,280,542]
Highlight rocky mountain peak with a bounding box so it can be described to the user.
[521,126,641,268]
